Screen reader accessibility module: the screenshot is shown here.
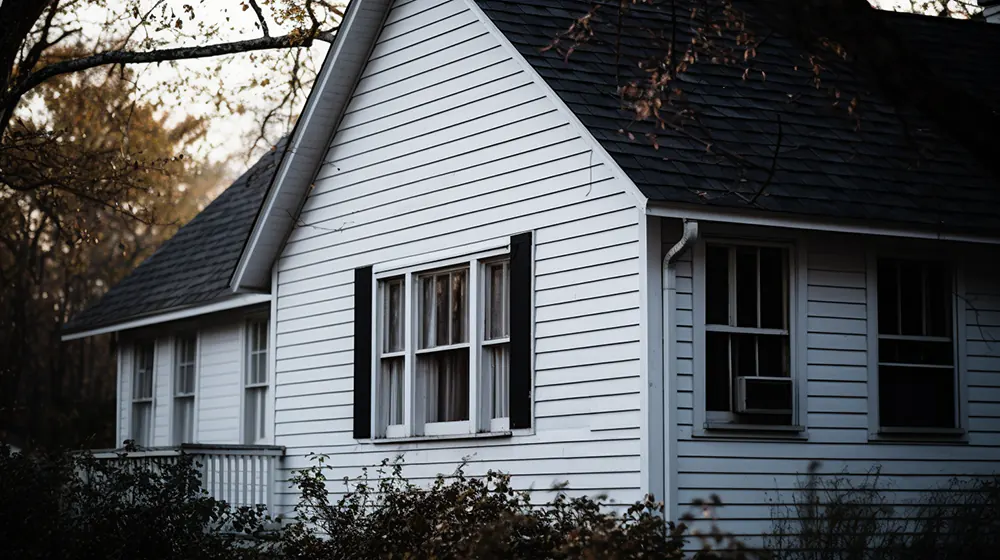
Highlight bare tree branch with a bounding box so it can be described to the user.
[1,27,338,137]
[248,0,271,37]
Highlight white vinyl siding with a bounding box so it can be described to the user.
[669,226,1000,539]
[273,0,642,514]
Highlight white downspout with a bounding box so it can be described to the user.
[661,219,699,523]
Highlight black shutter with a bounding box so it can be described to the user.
[509,232,533,429]
[353,266,374,439]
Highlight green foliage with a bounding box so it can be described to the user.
[0,443,272,560]
[766,462,1000,560]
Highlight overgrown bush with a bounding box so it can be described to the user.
[766,461,1000,560]
[0,443,271,560]
[281,454,753,559]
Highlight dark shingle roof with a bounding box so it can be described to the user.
[476,0,1000,233]
[64,140,285,334]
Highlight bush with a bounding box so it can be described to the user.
[766,461,1000,560]
[0,443,271,560]
[280,454,754,559]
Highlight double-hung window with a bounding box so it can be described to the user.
[875,258,957,430]
[703,242,794,426]
[173,334,197,444]
[370,252,520,438]
[244,319,269,444]
[377,261,504,437]
[131,341,155,446]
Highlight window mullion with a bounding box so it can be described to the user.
[469,261,480,434]
[403,271,417,436]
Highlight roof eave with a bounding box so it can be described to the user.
[646,201,1000,245]
[229,0,395,293]
[60,293,272,341]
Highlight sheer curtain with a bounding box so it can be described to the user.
[422,349,469,423]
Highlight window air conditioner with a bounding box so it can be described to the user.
[736,376,793,414]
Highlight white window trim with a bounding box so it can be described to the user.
[865,250,969,442]
[241,314,271,445]
[371,247,514,440]
[691,236,808,438]
[170,333,199,445]
[130,339,156,447]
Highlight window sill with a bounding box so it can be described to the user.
[367,431,513,445]
[698,422,807,440]
[869,427,967,444]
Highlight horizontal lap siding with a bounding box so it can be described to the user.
[153,338,172,446]
[671,233,1000,540]
[197,323,242,444]
[273,0,641,514]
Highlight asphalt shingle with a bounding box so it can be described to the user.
[63,140,285,334]
[476,0,1000,234]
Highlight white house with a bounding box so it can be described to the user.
[64,0,1000,538]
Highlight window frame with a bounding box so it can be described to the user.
[692,236,807,437]
[371,247,514,440]
[171,333,198,445]
[865,250,968,440]
[242,316,270,445]
[130,340,156,447]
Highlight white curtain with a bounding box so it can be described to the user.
[422,350,469,423]
[490,345,510,419]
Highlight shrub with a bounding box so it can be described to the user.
[280,454,734,559]
[766,461,1000,560]
[0,443,271,560]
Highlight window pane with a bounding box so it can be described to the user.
[133,343,154,400]
[877,260,900,336]
[757,335,788,378]
[759,247,786,330]
[732,332,757,378]
[174,397,194,444]
[926,263,950,338]
[244,388,266,444]
[706,332,731,412]
[387,279,404,352]
[256,353,268,384]
[489,344,510,419]
[486,262,509,340]
[879,365,955,428]
[421,276,436,349]
[736,247,759,328]
[451,270,468,344]
[435,274,450,346]
[899,260,923,336]
[705,245,730,325]
[879,339,952,366]
[132,402,151,446]
[419,348,470,423]
[381,357,404,426]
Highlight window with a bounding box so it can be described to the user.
[173,334,197,444]
[875,259,956,429]
[244,320,269,444]
[131,341,154,446]
[703,243,793,425]
[374,257,510,437]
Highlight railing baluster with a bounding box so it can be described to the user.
[249,455,257,507]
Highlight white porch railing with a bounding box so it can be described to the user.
[90,444,285,512]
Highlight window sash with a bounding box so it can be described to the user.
[246,320,268,386]
[874,258,958,430]
[703,243,792,419]
[418,268,468,350]
[244,386,267,444]
[131,401,152,446]
[132,342,154,401]
[173,395,195,444]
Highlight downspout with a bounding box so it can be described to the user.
[661,219,699,523]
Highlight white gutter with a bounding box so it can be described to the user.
[661,219,699,523]
[647,204,1000,245]
[61,293,272,341]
